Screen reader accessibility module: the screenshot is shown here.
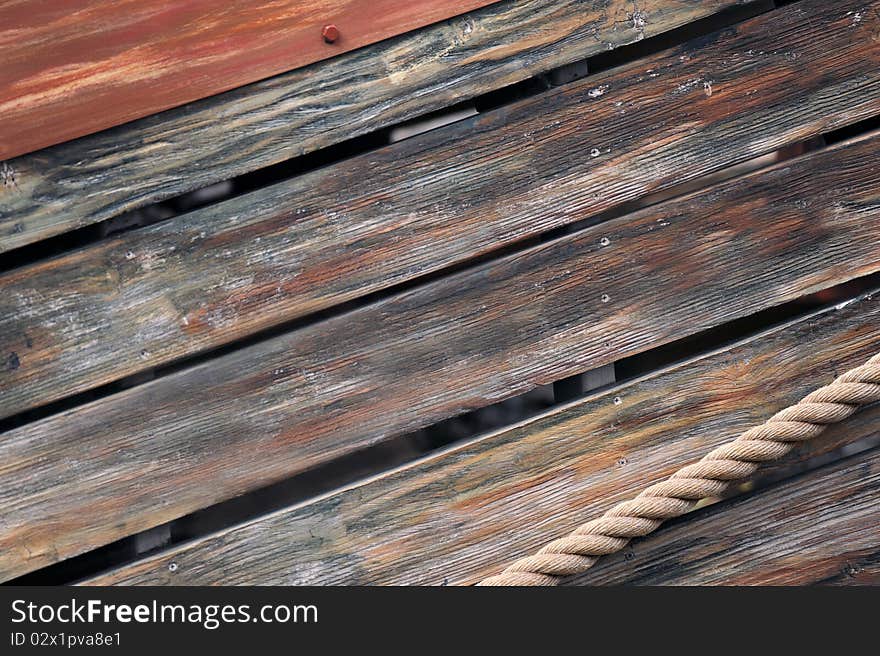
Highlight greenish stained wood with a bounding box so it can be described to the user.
[2,0,879,419]
[0,0,754,252]
[82,290,880,585]
[1,131,879,581]
[572,444,880,585]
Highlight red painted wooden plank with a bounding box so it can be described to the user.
[0,0,501,160]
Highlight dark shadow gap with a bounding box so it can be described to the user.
[0,127,391,274]
[8,272,878,586]
[615,276,880,382]
[583,1,778,76]
[823,115,880,145]
[0,0,790,275]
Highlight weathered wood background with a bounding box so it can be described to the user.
[3,128,879,580]
[3,0,877,418]
[0,0,878,586]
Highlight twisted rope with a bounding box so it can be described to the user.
[479,351,880,586]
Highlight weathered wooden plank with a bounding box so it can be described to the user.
[0,0,503,161]
[0,0,763,251]
[3,0,878,418]
[83,290,880,585]
[570,444,880,586]
[3,132,880,581]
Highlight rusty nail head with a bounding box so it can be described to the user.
[322,24,339,43]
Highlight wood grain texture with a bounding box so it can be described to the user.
[83,290,880,585]
[0,0,502,161]
[2,132,880,581]
[570,445,880,586]
[0,0,756,252]
[3,0,879,419]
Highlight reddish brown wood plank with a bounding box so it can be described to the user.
[1,132,879,582]
[2,0,878,420]
[82,291,880,585]
[0,0,500,160]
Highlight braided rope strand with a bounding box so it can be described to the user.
[478,351,880,586]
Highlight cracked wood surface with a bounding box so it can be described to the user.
[1,129,879,581]
[2,0,878,420]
